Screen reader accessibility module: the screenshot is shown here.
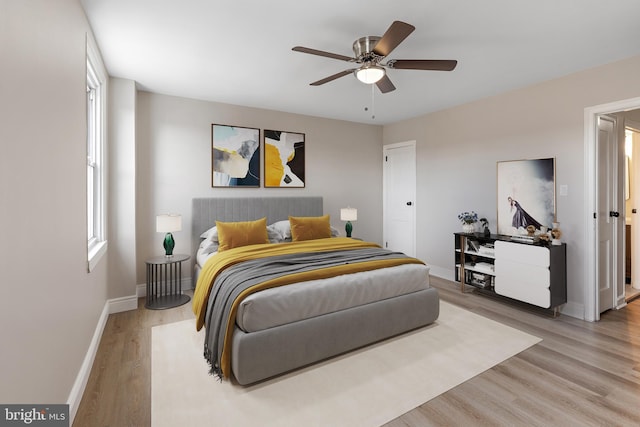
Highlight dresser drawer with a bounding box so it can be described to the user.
[494,258,550,288]
[494,280,551,308]
[494,240,551,307]
[494,240,549,267]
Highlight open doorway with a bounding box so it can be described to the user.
[585,97,640,322]
[625,118,640,302]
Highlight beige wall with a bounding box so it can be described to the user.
[384,55,640,317]
[108,78,138,298]
[0,0,109,405]
[134,92,383,285]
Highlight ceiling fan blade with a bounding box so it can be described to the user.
[372,21,415,57]
[310,69,357,86]
[376,74,396,93]
[388,59,458,71]
[292,46,354,62]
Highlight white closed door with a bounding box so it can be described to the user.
[596,115,622,313]
[383,141,416,257]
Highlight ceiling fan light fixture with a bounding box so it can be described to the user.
[355,65,385,84]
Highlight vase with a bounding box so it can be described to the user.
[462,223,475,234]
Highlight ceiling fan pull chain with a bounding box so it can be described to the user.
[371,83,376,120]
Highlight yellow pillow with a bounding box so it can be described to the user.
[289,215,332,242]
[216,218,269,251]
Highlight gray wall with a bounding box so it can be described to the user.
[0,0,109,404]
[134,92,383,284]
[384,54,640,317]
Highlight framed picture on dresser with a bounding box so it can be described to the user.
[211,124,260,187]
[496,158,556,236]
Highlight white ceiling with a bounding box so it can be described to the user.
[81,0,640,125]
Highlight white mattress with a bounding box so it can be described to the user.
[196,244,431,333]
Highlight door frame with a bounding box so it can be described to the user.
[627,120,640,291]
[584,96,640,321]
[382,140,417,257]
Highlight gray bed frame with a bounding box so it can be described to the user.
[192,197,440,385]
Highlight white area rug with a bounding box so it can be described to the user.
[152,301,540,427]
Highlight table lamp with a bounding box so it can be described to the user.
[340,207,357,238]
[156,214,182,257]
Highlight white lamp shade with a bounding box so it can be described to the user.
[340,208,357,222]
[355,66,385,84]
[156,214,182,233]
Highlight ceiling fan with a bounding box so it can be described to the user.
[292,20,457,94]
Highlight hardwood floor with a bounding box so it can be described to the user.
[626,284,640,302]
[73,278,640,426]
[73,296,194,427]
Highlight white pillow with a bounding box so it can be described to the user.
[199,239,219,255]
[268,220,292,239]
[266,224,285,243]
[200,226,219,241]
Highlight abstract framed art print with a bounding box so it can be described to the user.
[264,129,305,188]
[496,158,556,236]
[211,124,260,187]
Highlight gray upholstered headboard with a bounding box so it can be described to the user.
[191,196,323,256]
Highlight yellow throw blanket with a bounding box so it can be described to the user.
[192,237,425,378]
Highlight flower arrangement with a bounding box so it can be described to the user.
[457,211,478,224]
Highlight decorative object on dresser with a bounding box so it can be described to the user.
[264,129,305,188]
[455,232,566,315]
[340,207,357,237]
[156,214,182,257]
[551,221,562,245]
[458,210,478,233]
[211,124,260,188]
[497,158,555,236]
[480,217,490,236]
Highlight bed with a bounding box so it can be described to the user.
[191,197,440,385]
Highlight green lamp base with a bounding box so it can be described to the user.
[163,232,175,256]
[345,221,353,238]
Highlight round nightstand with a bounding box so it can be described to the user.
[145,254,191,309]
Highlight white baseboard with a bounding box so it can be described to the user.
[108,294,139,314]
[67,293,138,424]
[427,265,455,282]
[561,301,585,320]
[67,302,109,424]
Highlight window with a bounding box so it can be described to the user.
[86,38,107,271]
